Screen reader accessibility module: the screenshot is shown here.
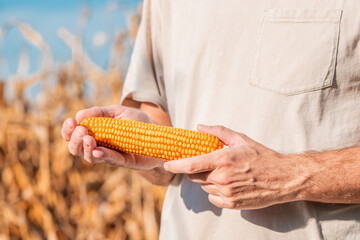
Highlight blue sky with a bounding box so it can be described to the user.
[0,0,142,78]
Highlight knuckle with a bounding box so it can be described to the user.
[83,135,94,147]
[240,145,258,160]
[90,106,101,114]
[109,159,122,166]
[226,200,237,209]
[221,195,237,209]
[68,144,80,156]
[185,163,196,173]
[107,161,116,166]
[83,143,90,150]
[76,107,98,122]
[65,117,74,126]
[216,175,232,185]
[219,153,234,167]
[223,188,235,198]
[235,134,245,144]
[214,125,225,133]
[119,153,133,168]
[238,132,251,142]
[75,126,88,138]
[121,157,130,168]
[75,110,84,122]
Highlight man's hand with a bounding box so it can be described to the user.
[61,105,164,170]
[164,124,312,209]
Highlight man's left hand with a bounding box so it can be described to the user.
[164,124,311,209]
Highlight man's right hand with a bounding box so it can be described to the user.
[61,105,165,170]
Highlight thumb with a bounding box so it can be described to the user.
[197,124,248,147]
[92,147,127,166]
[93,147,164,170]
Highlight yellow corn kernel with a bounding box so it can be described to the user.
[80,117,224,161]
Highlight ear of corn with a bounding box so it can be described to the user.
[80,117,224,161]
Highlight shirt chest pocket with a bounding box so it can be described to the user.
[250,9,342,95]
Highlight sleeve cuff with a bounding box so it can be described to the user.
[120,90,168,113]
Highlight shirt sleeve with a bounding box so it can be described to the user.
[120,0,167,112]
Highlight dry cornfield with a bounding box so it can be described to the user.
[0,4,166,240]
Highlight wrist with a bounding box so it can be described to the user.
[285,150,358,203]
[277,153,320,202]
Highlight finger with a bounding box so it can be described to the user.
[91,147,127,166]
[200,184,220,196]
[187,172,211,184]
[92,147,164,169]
[129,154,165,170]
[61,118,77,141]
[68,126,88,156]
[76,105,130,123]
[102,105,129,119]
[208,194,236,209]
[202,183,240,198]
[102,105,151,123]
[208,194,224,208]
[76,107,109,123]
[164,153,220,174]
[83,135,97,163]
[197,124,248,147]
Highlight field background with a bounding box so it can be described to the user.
[0,1,167,239]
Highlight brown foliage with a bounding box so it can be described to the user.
[0,4,166,240]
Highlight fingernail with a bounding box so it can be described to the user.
[92,148,104,158]
[163,163,169,171]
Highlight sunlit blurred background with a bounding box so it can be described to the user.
[0,0,167,239]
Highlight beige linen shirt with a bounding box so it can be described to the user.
[121,0,360,239]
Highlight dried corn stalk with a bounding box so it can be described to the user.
[0,3,165,240]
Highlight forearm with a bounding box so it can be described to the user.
[293,146,360,203]
[137,165,175,186]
